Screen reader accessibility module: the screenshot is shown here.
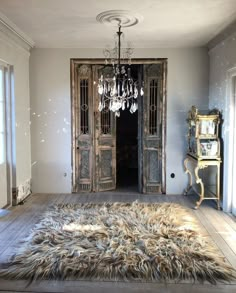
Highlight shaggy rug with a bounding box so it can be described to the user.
[0,202,235,283]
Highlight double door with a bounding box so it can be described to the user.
[71,60,166,193]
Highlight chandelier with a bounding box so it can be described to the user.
[97,12,144,117]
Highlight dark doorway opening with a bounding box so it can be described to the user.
[116,107,138,191]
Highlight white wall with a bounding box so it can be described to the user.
[0,30,31,203]
[30,47,209,194]
[209,35,236,109]
[209,32,236,212]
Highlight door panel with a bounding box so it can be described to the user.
[79,148,91,178]
[72,63,116,193]
[147,149,161,181]
[94,66,116,192]
[142,64,165,193]
[73,65,93,192]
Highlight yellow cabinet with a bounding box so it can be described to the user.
[184,106,222,209]
[187,106,221,160]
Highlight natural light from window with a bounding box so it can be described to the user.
[0,68,5,164]
[233,77,236,215]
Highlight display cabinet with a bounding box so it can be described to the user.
[187,106,221,159]
[184,106,222,210]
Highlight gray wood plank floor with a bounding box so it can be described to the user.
[0,192,236,293]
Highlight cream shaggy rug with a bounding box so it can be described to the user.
[0,202,235,283]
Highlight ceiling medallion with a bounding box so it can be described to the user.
[96,10,143,27]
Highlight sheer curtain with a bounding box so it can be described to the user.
[0,62,14,208]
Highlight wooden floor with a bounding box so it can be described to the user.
[0,192,236,293]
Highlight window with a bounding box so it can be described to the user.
[232,76,236,215]
[225,68,236,215]
[0,67,6,164]
[0,62,14,207]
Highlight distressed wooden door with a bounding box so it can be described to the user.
[72,64,94,192]
[141,63,166,193]
[93,66,116,192]
[72,60,166,193]
[72,63,116,192]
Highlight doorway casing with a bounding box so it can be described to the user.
[71,59,167,194]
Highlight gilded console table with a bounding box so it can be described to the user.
[184,154,221,210]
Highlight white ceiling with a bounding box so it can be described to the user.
[0,0,236,48]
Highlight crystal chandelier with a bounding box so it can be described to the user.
[97,25,144,117]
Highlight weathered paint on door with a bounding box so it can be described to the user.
[72,63,116,192]
[72,64,94,192]
[93,66,116,192]
[71,59,166,194]
[142,63,166,193]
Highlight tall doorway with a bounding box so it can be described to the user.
[71,59,167,194]
[116,108,138,191]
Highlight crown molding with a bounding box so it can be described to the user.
[0,11,35,50]
[207,19,236,51]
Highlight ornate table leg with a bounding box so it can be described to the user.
[194,165,205,209]
[183,158,192,195]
